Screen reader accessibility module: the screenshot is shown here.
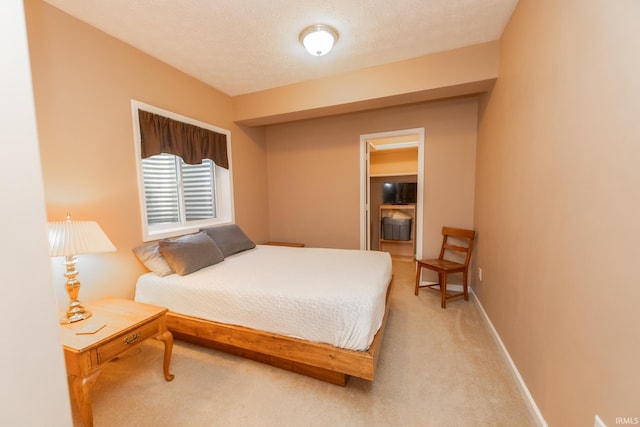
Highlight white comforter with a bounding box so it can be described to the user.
[134,245,392,351]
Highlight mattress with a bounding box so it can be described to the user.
[134,245,392,351]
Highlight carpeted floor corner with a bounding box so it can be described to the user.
[71,261,539,426]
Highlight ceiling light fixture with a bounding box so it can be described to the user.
[299,24,339,57]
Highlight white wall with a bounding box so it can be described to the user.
[0,1,72,425]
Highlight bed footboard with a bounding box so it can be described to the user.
[166,276,393,386]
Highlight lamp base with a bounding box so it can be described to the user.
[60,254,92,324]
[61,310,92,324]
[60,300,92,324]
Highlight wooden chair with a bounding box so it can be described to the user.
[414,227,476,309]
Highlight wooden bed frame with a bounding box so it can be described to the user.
[165,276,393,386]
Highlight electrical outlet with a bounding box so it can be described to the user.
[478,267,483,281]
[594,415,606,427]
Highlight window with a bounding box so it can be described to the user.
[142,154,216,225]
[132,100,233,241]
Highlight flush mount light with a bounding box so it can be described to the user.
[299,24,339,56]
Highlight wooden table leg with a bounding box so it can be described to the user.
[70,369,102,427]
[156,330,174,381]
[440,273,447,309]
[414,263,421,295]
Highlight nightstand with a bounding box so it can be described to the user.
[264,241,305,247]
[59,298,174,427]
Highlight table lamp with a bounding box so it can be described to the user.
[48,214,116,324]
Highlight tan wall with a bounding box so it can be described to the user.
[25,0,269,311]
[474,0,640,425]
[234,42,499,126]
[265,98,477,257]
[370,148,418,176]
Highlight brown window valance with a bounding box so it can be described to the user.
[138,109,228,169]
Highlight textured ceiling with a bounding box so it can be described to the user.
[42,0,518,96]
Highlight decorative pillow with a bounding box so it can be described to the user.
[133,243,174,276]
[200,224,256,257]
[158,231,224,276]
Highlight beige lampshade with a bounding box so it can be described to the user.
[48,216,116,256]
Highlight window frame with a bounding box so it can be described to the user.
[131,100,234,241]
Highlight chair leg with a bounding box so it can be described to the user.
[463,269,469,301]
[414,264,421,296]
[440,273,447,309]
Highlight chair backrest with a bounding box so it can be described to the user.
[438,227,476,267]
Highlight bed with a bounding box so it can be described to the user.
[133,225,393,386]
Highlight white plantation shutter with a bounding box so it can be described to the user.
[142,154,179,224]
[183,160,216,220]
[142,153,216,225]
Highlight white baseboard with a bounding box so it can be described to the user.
[471,289,548,427]
[594,414,607,427]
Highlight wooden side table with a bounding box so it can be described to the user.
[59,298,174,427]
[264,241,305,247]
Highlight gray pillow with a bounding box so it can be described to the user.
[133,243,174,276]
[200,224,255,257]
[158,231,224,276]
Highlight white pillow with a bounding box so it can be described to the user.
[133,243,174,276]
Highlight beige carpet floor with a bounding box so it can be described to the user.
[71,261,539,426]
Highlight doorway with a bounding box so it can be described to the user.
[359,128,424,260]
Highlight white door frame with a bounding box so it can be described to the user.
[359,128,424,259]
